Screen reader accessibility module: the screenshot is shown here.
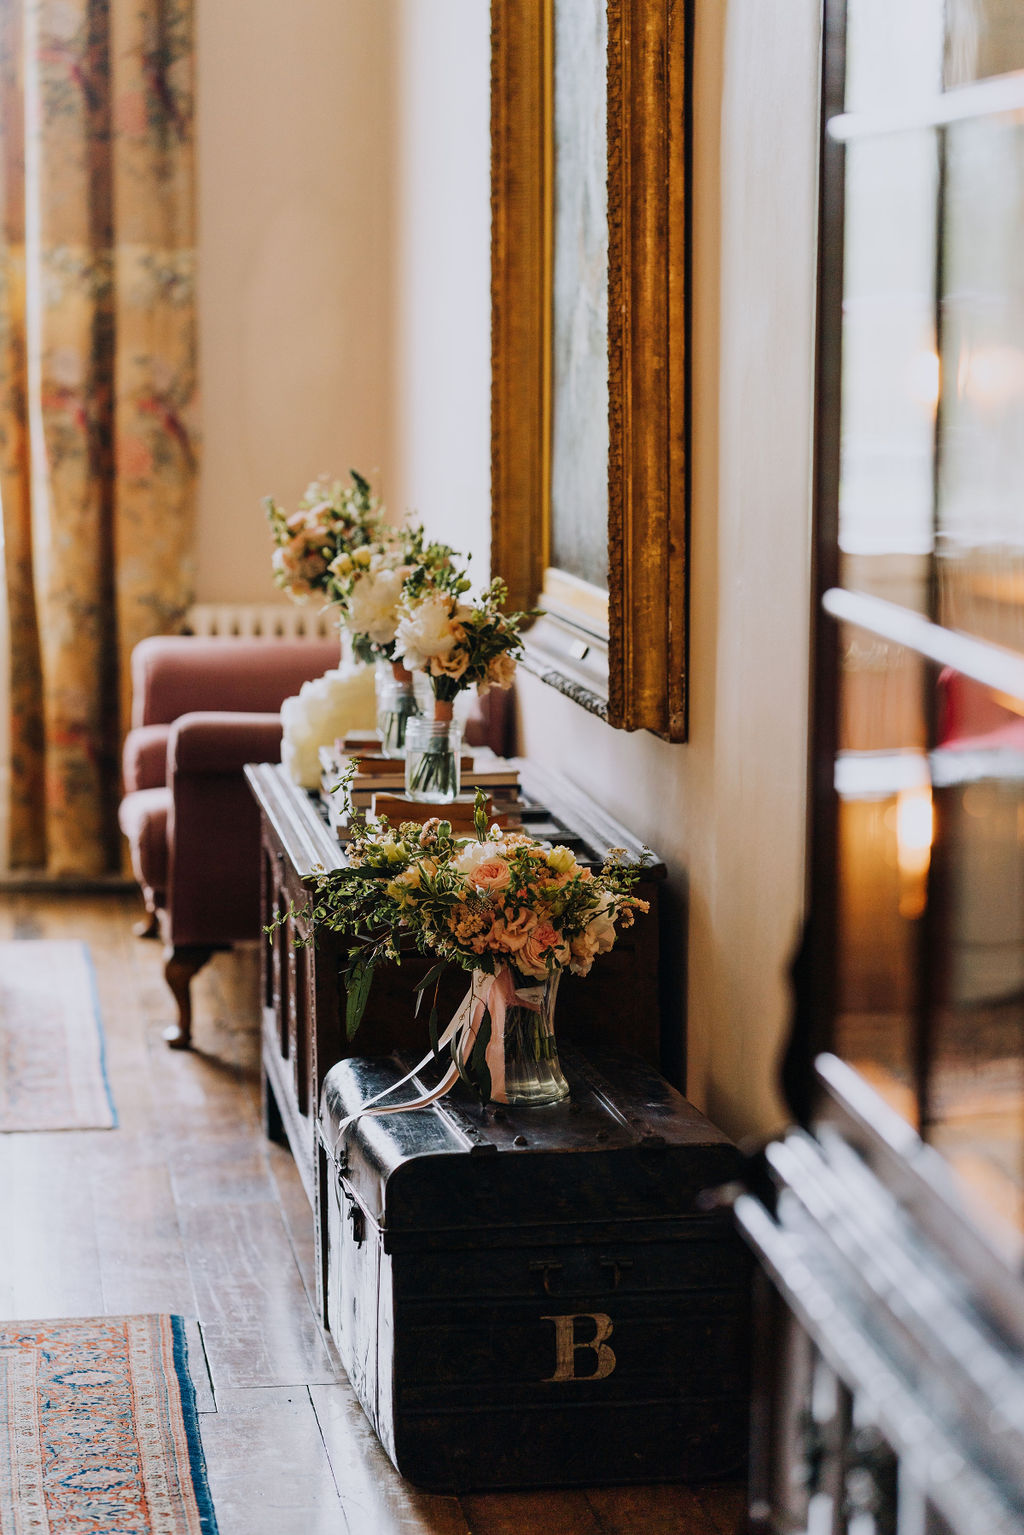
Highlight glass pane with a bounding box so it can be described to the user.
[549,0,609,592]
[928,669,1024,1262]
[833,619,1024,1261]
[838,131,938,612]
[945,0,1024,86]
[833,623,929,1124]
[936,113,1024,654]
[845,0,944,113]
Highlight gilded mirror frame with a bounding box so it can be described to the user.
[491,0,690,739]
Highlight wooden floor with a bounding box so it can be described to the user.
[0,890,746,1535]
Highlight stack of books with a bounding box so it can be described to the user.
[318,739,521,840]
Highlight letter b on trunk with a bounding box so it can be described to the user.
[542,1312,616,1382]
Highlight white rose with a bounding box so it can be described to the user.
[395,594,460,672]
[454,840,508,877]
[586,895,618,954]
[568,896,618,977]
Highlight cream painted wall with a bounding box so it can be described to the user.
[194,0,396,603]
[389,0,492,585]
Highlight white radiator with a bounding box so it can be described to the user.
[184,602,337,640]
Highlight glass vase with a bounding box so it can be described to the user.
[376,671,422,759]
[404,715,463,802]
[488,965,569,1107]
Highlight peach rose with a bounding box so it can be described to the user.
[483,651,517,691]
[469,858,511,893]
[490,908,537,953]
[518,921,570,979]
[430,634,469,680]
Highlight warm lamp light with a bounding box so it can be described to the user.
[896,784,933,877]
[895,784,933,918]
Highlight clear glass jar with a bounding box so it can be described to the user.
[376,674,422,759]
[492,965,569,1107]
[404,716,463,802]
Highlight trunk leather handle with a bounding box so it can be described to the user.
[529,1257,635,1294]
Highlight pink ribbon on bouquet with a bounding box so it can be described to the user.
[331,964,536,1137]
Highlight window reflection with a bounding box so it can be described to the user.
[945,0,1024,86]
[834,624,1024,1261]
[938,115,1024,653]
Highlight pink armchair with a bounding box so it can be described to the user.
[119,634,516,1052]
[119,634,341,1047]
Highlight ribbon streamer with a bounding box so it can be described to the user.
[332,964,538,1138]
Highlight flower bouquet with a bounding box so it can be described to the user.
[303,794,649,1118]
[328,526,462,755]
[264,469,380,602]
[394,578,529,800]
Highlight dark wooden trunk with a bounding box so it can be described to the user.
[320,1044,750,1492]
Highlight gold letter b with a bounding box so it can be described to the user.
[542,1312,617,1382]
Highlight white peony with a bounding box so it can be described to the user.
[280,662,377,788]
[394,594,462,672]
[346,563,406,646]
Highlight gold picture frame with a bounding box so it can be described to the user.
[491,0,690,740]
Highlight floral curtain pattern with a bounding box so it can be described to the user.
[0,0,196,874]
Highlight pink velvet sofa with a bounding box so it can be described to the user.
[119,634,341,1047]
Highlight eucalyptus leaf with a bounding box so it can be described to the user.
[344,957,376,1041]
[413,961,446,997]
[469,1010,492,1105]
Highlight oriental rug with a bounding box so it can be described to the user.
[0,1314,219,1534]
[0,941,116,1132]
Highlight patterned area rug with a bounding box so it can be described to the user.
[0,1315,219,1533]
[0,941,116,1131]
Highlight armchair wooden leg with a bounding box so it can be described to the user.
[162,946,215,1049]
[133,908,160,939]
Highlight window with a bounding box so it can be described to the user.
[797,0,1024,1262]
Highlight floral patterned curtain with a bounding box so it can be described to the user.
[0,0,197,875]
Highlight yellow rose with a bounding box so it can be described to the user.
[546,845,576,875]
